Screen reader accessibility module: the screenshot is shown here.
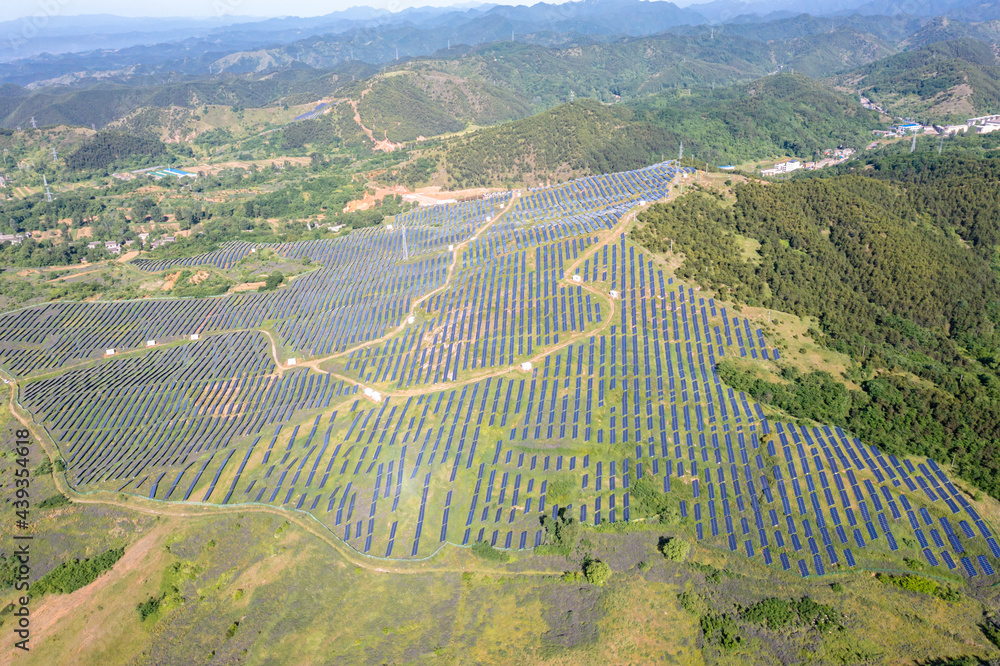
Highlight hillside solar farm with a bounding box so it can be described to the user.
[2,160,997,584]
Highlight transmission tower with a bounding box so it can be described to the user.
[30,117,36,130]
[938,134,944,155]
[402,225,408,259]
[678,141,683,162]
[910,132,917,153]
[43,175,52,203]
[51,147,57,160]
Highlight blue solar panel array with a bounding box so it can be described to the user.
[7,161,998,573]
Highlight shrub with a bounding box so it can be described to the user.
[742,597,840,632]
[470,541,511,563]
[700,613,742,650]
[741,598,797,629]
[259,271,284,292]
[688,561,732,584]
[136,594,163,622]
[661,537,691,562]
[32,548,125,596]
[876,573,960,601]
[677,591,699,614]
[981,618,1000,649]
[583,559,611,586]
[37,494,70,509]
[540,509,580,555]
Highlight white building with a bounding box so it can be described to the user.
[761,160,802,177]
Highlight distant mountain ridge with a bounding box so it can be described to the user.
[837,38,1000,119]
[7,0,1000,88]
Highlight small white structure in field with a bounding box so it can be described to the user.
[639,199,646,206]
[571,274,581,283]
[521,361,533,371]
[250,248,257,254]
[386,224,394,230]
[610,290,619,300]
[105,348,115,356]
[288,358,297,366]
[190,333,200,341]
[486,216,492,222]
[363,387,374,398]
[448,244,454,251]
[371,390,382,402]
[407,315,415,324]
[146,340,155,347]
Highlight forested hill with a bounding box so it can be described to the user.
[64,131,167,171]
[633,148,1000,499]
[630,73,882,164]
[840,38,1000,120]
[432,73,882,188]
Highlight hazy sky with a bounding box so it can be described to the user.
[0,0,540,22]
[1,0,708,23]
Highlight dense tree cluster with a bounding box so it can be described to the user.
[30,548,124,596]
[65,130,166,171]
[281,117,339,149]
[634,153,1000,498]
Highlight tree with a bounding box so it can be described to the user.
[583,559,611,586]
[263,271,284,291]
[540,509,580,553]
[661,537,691,562]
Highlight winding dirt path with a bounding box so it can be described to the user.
[348,83,402,153]
[0,181,674,574]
